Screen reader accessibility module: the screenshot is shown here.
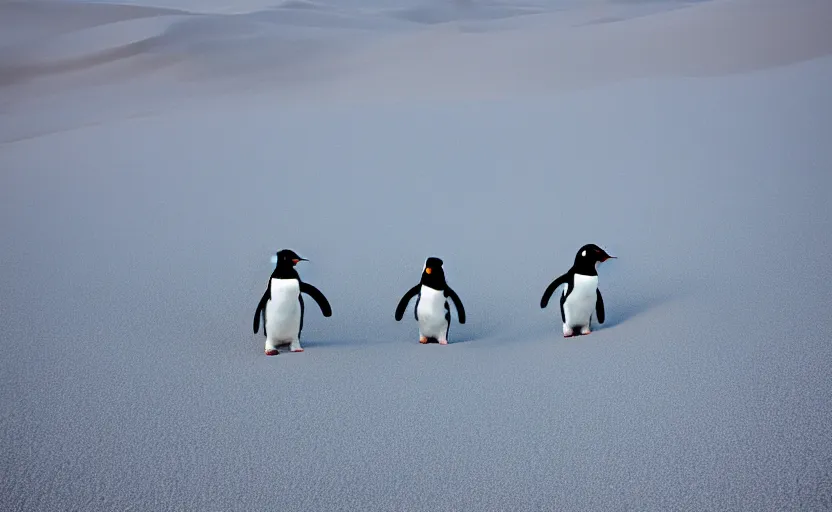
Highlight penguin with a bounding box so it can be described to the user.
[540,244,616,337]
[253,249,332,355]
[394,257,466,345]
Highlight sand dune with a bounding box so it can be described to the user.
[1,0,830,142]
[4,0,830,93]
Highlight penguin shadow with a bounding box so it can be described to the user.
[405,334,476,346]
[445,319,503,344]
[430,334,476,345]
[409,325,492,345]
[597,289,683,330]
[298,338,384,350]
[521,288,684,339]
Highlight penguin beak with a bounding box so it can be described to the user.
[602,255,616,262]
[292,257,308,264]
[425,268,433,274]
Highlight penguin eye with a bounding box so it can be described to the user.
[581,250,586,257]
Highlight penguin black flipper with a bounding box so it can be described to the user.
[414,295,420,321]
[446,287,466,324]
[395,285,421,321]
[253,288,270,335]
[596,288,605,324]
[300,282,332,317]
[541,273,568,308]
[444,303,451,340]
[299,294,305,338]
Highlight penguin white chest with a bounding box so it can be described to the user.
[265,278,301,341]
[563,274,598,327]
[416,286,448,338]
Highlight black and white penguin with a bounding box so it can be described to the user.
[540,244,615,337]
[253,249,332,355]
[394,257,466,345]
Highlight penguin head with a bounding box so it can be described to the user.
[421,256,446,289]
[575,244,616,267]
[275,249,307,267]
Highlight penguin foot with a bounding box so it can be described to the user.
[286,339,304,352]
[419,336,428,344]
[563,327,575,337]
[580,326,592,335]
[265,348,280,356]
[439,339,448,345]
